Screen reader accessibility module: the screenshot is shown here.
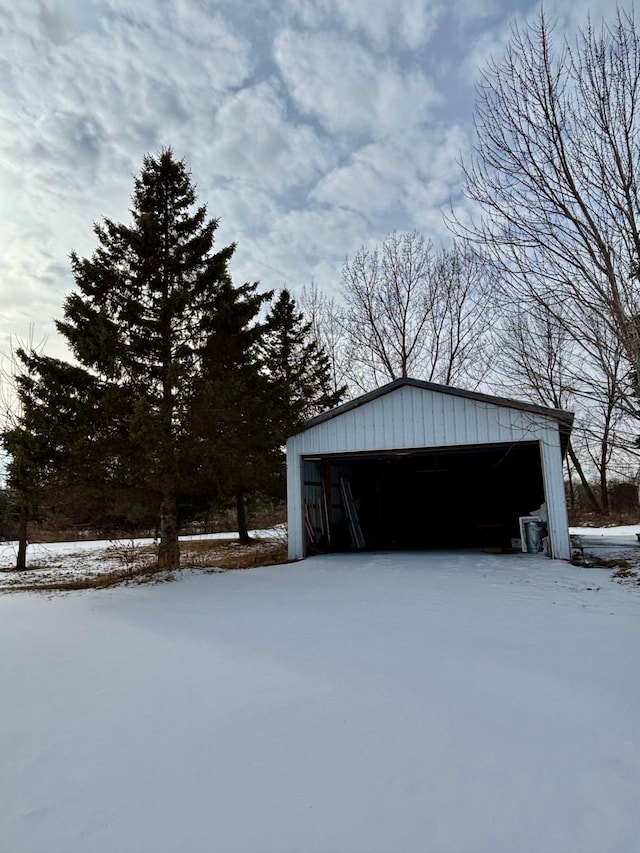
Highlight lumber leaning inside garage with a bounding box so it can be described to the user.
[286,378,574,560]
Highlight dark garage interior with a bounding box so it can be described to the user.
[303,441,546,553]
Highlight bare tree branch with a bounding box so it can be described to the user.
[338,233,494,392]
[456,7,640,405]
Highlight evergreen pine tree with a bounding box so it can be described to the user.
[13,149,235,568]
[1,353,138,567]
[189,279,279,542]
[262,289,347,434]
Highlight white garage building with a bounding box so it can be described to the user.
[287,378,574,561]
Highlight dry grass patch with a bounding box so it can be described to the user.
[570,547,640,588]
[612,565,640,585]
[208,543,290,570]
[6,564,175,593]
[2,536,291,593]
[180,538,290,571]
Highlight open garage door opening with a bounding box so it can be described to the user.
[302,441,546,554]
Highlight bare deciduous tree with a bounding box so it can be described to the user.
[338,232,493,392]
[300,282,349,398]
[577,316,636,513]
[494,302,602,511]
[494,300,640,514]
[459,7,640,406]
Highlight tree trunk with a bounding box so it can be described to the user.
[236,491,251,544]
[16,503,28,571]
[566,459,575,510]
[567,441,602,514]
[157,378,180,568]
[158,489,180,569]
[600,463,610,515]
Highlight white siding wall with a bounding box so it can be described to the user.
[287,385,571,560]
[292,386,558,454]
[538,434,571,559]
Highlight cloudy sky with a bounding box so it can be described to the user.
[0,0,620,365]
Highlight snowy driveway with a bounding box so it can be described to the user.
[1,551,639,853]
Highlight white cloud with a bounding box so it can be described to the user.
[449,0,504,29]
[310,121,468,242]
[0,0,256,360]
[274,29,441,137]
[0,2,253,179]
[311,148,394,216]
[458,1,634,92]
[274,29,383,135]
[538,0,628,35]
[283,0,443,51]
[233,206,370,297]
[206,81,335,198]
[458,16,516,84]
[397,0,443,50]
[0,0,537,378]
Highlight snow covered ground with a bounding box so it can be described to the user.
[1,544,639,853]
[571,524,640,562]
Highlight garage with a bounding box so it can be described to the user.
[287,379,573,560]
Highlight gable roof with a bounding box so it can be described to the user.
[302,377,575,433]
